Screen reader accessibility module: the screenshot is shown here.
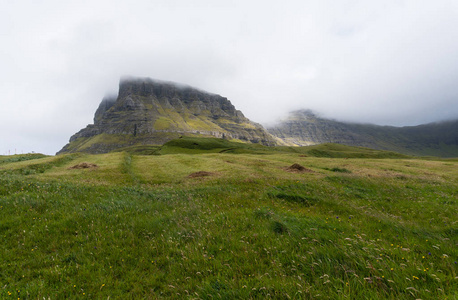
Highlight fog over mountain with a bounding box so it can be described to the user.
[57,77,278,154]
[1,0,458,155]
[58,77,458,157]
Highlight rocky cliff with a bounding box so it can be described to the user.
[267,109,458,157]
[267,110,376,147]
[58,77,279,154]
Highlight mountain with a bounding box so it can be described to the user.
[58,78,458,157]
[267,109,458,157]
[57,77,279,154]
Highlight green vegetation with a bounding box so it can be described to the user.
[0,145,457,299]
[324,167,352,173]
[0,153,47,164]
[147,137,412,158]
[298,143,410,159]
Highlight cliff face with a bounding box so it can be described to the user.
[58,77,278,154]
[267,109,458,157]
[267,110,376,147]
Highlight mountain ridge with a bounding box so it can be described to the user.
[266,109,458,157]
[57,78,458,157]
[57,77,279,154]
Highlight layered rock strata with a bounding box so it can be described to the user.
[58,77,278,154]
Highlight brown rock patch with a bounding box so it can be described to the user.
[188,171,214,178]
[68,162,99,170]
[243,178,257,183]
[284,163,313,173]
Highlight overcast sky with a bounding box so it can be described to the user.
[2,0,458,155]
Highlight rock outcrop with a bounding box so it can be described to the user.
[267,109,458,157]
[267,110,376,147]
[58,77,278,154]
[57,79,458,157]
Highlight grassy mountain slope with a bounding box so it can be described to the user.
[113,136,410,158]
[1,150,457,299]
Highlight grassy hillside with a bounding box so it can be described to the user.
[129,137,411,158]
[0,148,457,299]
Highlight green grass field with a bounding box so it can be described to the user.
[0,139,457,299]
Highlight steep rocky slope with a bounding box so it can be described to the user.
[267,110,458,157]
[58,77,279,154]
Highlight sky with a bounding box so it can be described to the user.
[1,0,458,155]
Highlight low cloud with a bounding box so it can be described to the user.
[1,0,458,154]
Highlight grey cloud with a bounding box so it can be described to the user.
[1,0,457,154]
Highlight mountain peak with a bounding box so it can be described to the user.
[57,77,278,154]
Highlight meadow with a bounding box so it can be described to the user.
[0,139,457,299]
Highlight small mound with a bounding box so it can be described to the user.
[188,171,214,178]
[284,163,313,173]
[68,162,98,170]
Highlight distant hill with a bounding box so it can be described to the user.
[57,77,279,154]
[267,110,458,157]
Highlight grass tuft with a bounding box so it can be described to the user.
[326,167,352,173]
[272,221,288,234]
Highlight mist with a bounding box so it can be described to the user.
[1,0,458,155]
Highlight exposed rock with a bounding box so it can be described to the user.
[58,80,458,157]
[188,171,214,178]
[94,96,117,124]
[267,109,458,157]
[267,110,375,147]
[58,77,279,154]
[68,162,98,169]
[284,163,313,173]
